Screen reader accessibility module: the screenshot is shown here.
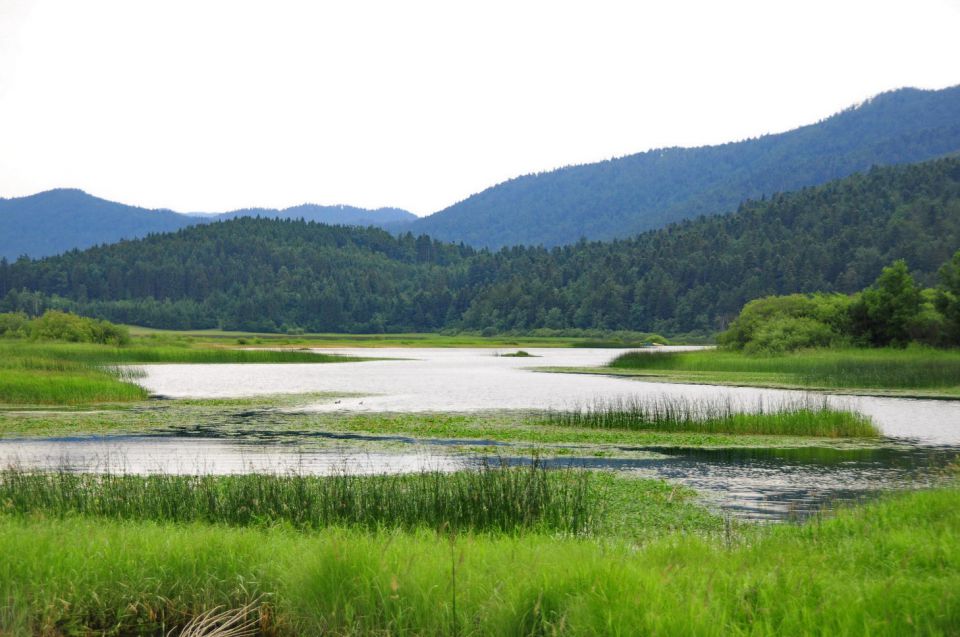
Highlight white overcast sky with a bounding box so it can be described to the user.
[1,0,959,216]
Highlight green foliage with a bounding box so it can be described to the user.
[3,157,960,335]
[27,309,130,345]
[717,293,851,352]
[744,316,836,354]
[0,311,28,337]
[721,252,960,352]
[936,250,960,343]
[850,260,922,347]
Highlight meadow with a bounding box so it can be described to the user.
[603,347,960,397]
[0,485,956,635]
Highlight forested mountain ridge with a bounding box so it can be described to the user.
[2,157,959,334]
[410,85,960,248]
[0,189,416,259]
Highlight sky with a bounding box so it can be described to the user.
[1,0,959,216]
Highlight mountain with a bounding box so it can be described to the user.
[409,85,960,248]
[209,204,416,227]
[0,189,416,259]
[3,156,959,335]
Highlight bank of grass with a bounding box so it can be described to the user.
[0,486,956,635]
[127,325,669,349]
[0,340,364,406]
[600,347,960,396]
[546,396,879,438]
[0,463,598,534]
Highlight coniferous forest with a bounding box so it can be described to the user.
[2,157,959,335]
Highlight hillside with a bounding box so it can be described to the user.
[0,189,416,259]
[2,157,959,334]
[410,85,960,248]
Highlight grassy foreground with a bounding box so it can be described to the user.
[0,486,956,635]
[0,340,364,405]
[595,347,960,397]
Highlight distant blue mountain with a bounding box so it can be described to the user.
[0,189,416,259]
[409,85,960,248]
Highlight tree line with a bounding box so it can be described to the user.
[1,157,959,336]
[720,252,960,353]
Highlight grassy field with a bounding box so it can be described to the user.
[0,340,365,406]
[545,396,878,438]
[0,485,955,635]
[546,347,960,398]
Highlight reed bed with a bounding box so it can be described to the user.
[609,348,960,390]
[0,462,597,534]
[545,395,878,437]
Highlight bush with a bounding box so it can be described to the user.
[719,294,848,351]
[27,310,130,346]
[0,312,29,337]
[744,316,836,354]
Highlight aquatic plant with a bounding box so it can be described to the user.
[0,462,597,534]
[544,395,878,437]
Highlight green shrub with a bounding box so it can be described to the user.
[744,316,836,354]
[0,312,29,337]
[28,310,130,345]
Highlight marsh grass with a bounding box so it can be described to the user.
[0,340,362,405]
[545,395,878,437]
[0,462,597,534]
[610,348,960,390]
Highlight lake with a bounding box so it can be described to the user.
[2,347,958,521]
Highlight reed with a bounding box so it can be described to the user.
[544,395,878,437]
[0,462,597,534]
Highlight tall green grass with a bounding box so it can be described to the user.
[0,487,956,635]
[610,347,960,390]
[0,464,597,534]
[0,339,362,405]
[0,340,361,365]
[545,396,879,437]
